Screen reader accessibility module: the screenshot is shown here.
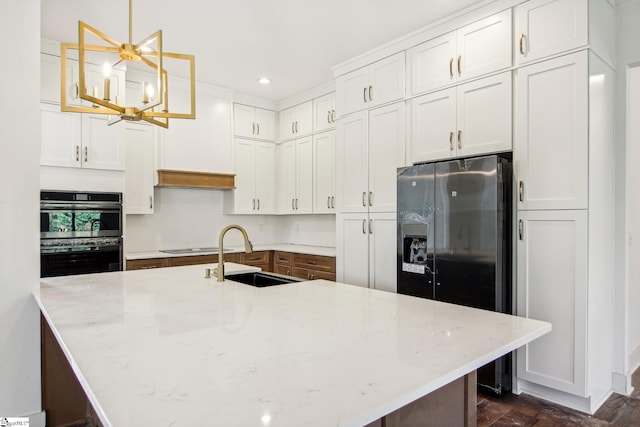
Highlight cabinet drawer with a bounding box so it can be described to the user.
[169,254,218,267]
[274,251,293,265]
[292,253,336,272]
[274,264,293,276]
[292,267,336,281]
[240,251,270,264]
[220,252,240,264]
[126,258,169,270]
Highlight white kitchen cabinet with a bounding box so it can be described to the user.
[514,52,588,211]
[516,209,588,396]
[336,102,405,213]
[335,52,405,117]
[313,130,336,213]
[124,122,155,214]
[336,212,397,292]
[410,72,511,163]
[279,101,312,141]
[514,0,587,65]
[408,9,511,96]
[277,136,313,214]
[40,103,124,171]
[312,92,336,133]
[233,104,275,141]
[225,138,275,214]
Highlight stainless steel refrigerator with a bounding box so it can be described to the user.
[397,154,512,394]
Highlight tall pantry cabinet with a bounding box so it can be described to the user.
[513,0,615,414]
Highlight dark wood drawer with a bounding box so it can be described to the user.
[274,264,292,276]
[240,250,270,264]
[292,253,335,272]
[292,267,336,281]
[219,252,239,263]
[274,251,293,265]
[126,258,169,270]
[169,254,218,267]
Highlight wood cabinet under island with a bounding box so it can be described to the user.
[36,263,549,427]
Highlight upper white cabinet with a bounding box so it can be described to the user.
[335,52,405,117]
[225,138,275,214]
[124,122,155,214]
[312,93,336,133]
[336,102,405,213]
[514,51,588,211]
[280,101,312,141]
[233,104,275,141]
[40,103,124,171]
[410,71,511,163]
[313,130,336,213]
[408,9,511,96]
[277,136,313,214]
[514,0,587,65]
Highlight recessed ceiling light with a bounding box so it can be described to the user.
[258,77,271,85]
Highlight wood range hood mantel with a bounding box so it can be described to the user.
[156,169,235,190]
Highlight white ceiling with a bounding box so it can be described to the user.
[41,0,485,102]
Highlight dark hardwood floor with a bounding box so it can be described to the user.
[477,367,640,426]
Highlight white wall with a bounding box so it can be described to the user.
[613,0,640,394]
[0,0,44,423]
[628,64,640,375]
[124,188,336,252]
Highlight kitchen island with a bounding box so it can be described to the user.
[36,263,550,427]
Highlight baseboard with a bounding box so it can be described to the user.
[516,379,606,415]
[612,372,634,395]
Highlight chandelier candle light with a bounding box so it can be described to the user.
[60,0,196,128]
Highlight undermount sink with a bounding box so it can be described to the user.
[160,247,233,254]
[225,272,301,287]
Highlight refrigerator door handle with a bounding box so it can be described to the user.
[519,219,524,240]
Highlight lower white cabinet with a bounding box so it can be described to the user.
[225,138,275,214]
[40,103,124,171]
[336,212,397,292]
[277,136,313,214]
[313,130,336,213]
[516,209,588,396]
[124,122,155,214]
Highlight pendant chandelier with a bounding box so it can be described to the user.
[60,0,196,128]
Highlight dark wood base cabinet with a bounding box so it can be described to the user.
[274,251,336,281]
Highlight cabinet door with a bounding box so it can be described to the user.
[514,0,588,65]
[279,107,297,141]
[369,52,405,108]
[254,141,276,214]
[335,66,370,116]
[313,131,336,213]
[254,108,275,141]
[313,93,335,133]
[336,111,368,212]
[408,31,457,96]
[41,53,78,105]
[336,213,369,287]
[81,114,124,170]
[368,102,405,213]
[456,72,512,158]
[410,88,456,163]
[369,213,397,293]
[233,138,257,214]
[234,104,256,138]
[456,9,512,81]
[279,140,297,213]
[296,136,314,214]
[124,122,155,214]
[516,210,587,396]
[514,51,588,210]
[295,101,313,137]
[40,103,81,168]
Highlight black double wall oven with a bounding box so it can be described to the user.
[40,190,123,278]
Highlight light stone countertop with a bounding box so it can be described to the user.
[36,264,550,427]
[126,243,336,260]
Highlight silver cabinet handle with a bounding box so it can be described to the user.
[519,33,526,55]
[291,122,295,134]
[327,196,331,208]
[295,121,298,133]
[368,85,373,102]
[295,198,298,210]
[252,122,256,134]
[332,110,335,122]
[253,199,256,210]
[362,192,366,206]
[256,123,260,135]
[149,195,153,209]
[368,191,373,207]
[292,198,295,210]
[449,131,454,150]
[457,130,462,149]
[84,146,88,162]
[518,219,524,240]
[327,111,331,124]
[362,219,366,234]
[457,55,462,75]
[449,58,454,78]
[363,87,368,103]
[257,199,260,210]
[331,196,335,208]
[519,181,524,202]
[369,219,373,234]
[75,145,80,162]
